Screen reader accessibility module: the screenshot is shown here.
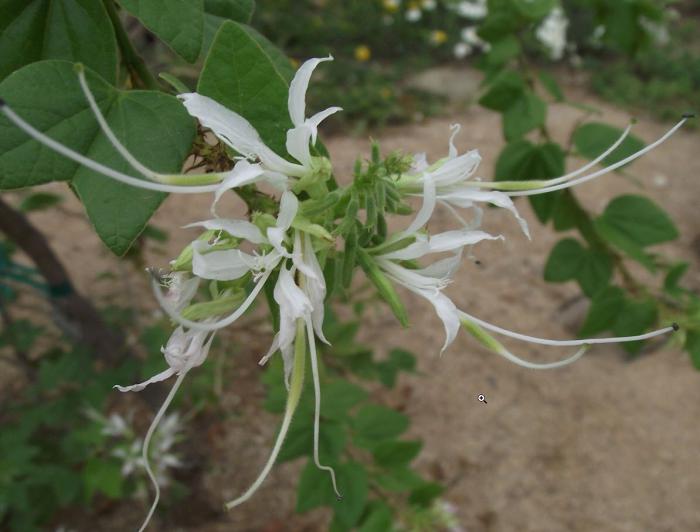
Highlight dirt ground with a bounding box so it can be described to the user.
[9,70,700,531]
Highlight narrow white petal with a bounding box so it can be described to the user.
[277,190,299,230]
[286,126,313,167]
[303,233,329,344]
[380,236,430,261]
[448,123,461,158]
[429,149,481,187]
[428,229,503,253]
[179,93,264,158]
[185,218,266,244]
[306,106,342,144]
[416,251,463,279]
[292,230,319,280]
[439,189,530,239]
[114,368,176,393]
[404,176,437,236]
[211,161,266,214]
[288,55,333,126]
[191,242,254,281]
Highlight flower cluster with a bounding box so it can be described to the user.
[0,53,687,531]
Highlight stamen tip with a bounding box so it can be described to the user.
[682,112,696,119]
[630,117,638,125]
[336,495,343,501]
[0,97,5,108]
[672,322,680,331]
[73,62,85,74]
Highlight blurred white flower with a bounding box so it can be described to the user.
[536,7,569,60]
[422,0,437,10]
[454,0,487,19]
[640,17,670,46]
[453,41,472,59]
[406,7,422,21]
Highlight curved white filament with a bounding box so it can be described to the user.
[459,310,675,346]
[0,104,222,194]
[495,343,588,369]
[138,367,189,532]
[306,318,342,499]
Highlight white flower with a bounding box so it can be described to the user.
[453,42,472,59]
[640,17,670,46]
[114,326,215,392]
[536,7,569,60]
[400,125,531,238]
[422,0,437,10]
[179,56,341,199]
[406,7,422,22]
[454,0,487,19]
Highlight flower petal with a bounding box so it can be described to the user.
[428,229,502,253]
[429,149,481,187]
[211,160,266,213]
[185,218,266,244]
[288,56,333,126]
[191,241,255,281]
[286,126,313,167]
[306,106,342,144]
[114,368,176,393]
[302,233,329,344]
[404,175,437,235]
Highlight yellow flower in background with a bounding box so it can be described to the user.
[355,45,372,62]
[383,0,400,13]
[430,30,448,45]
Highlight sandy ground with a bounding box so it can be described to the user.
[7,70,700,531]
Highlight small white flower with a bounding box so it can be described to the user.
[536,7,569,60]
[406,7,422,22]
[453,42,472,59]
[454,0,487,19]
[422,0,437,10]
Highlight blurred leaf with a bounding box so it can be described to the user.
[573,122,645,166]
[612,298,658,354]
[685,330,700,370]
[544,238,612,297]
[358,501,393,532]
[503,91,546,140]
[296,459,335,512]
[331,462,368,528]
[538,71,564,101]
[278,418,345,463]
[321,380,368,419]
[596,195,678,247]
[479,70,525,112]
[18,192,62,212]
[0,0,117,82]
[83,459,123,500]
[579,286,625,337]
[408,481,444,508]
[119,0,204,62]
[372,440,422,469]
[375,467,424,492]
[512,0,556,19]
[353,405,408,448]
[664,262,689,296]
[376,348,416,388]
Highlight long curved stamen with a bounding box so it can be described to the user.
[459,310,677,346]
[138,366,190,532]
[0,101,222,194]
[152,268,274,332]
[506,117,689,197]
[306,319,342,499]
[225,319,307,510]
[462,315,590,369]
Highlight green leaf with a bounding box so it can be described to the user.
[685,331,700,370]
[579,286,625,337]
[83,459,123,500]
[503,91,546,140]
[119,0,204,63]
[664,262,689,296]
[479,70,525,112]
[296,459,335,512]
[494,141,564,223]
[544,238,612,297]
[353,405,409,448]
[612,298,658,354]
[572,122,645,167]
[332,462,368,528]
[483,36,521,67]
[374,467,424,492]
[376,348,417,388]
[596,195,679,247]
[409,481,445,508]
[512,0,556,19]
[278,418,345,463]
[372,440,422,469]
[358,501,393,532]
[0,61,195,255]
[538,71,564,101]
[321,380,368,420]
[198,20,291,155]
[0,0,118,83]
[18,192,62,212]
[544,238,585,282]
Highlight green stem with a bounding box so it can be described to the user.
[104,0,160,90]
